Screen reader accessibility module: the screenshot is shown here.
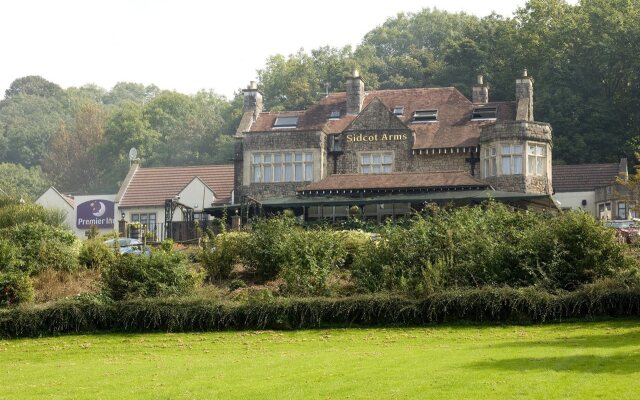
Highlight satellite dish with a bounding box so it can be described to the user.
[128,147,138,161]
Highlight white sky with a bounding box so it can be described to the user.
[0,0,575,99]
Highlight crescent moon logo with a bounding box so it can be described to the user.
[92,201,107,217]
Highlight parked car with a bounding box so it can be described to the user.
[603,220,640,244]
[104,238,151,255]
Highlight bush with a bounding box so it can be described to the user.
[5,282,640,337]
[200,232,250,281]
[279,229,347,296]
[244,215,297,280]
[160,239,174,253]
[0,272,34,306]
[0,202,65,229]
[352,203,635,293]
[78,240,116,269]
[1,222,80,274]
[229,279,247,291]
[0,238,22,272]
[101,251,198,300]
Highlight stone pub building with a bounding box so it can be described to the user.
[220,70,555,222]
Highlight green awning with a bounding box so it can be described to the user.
[205,190,559,213]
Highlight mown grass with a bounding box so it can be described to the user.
[2,320,640,399]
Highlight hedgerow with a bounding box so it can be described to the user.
[2,282,640,338]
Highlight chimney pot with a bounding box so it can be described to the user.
[477,75,484,85]
[522,68,528,78]
[248,81,257,90]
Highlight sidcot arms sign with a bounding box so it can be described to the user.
[76,200,115,229]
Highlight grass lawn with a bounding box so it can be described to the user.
[2,320,640,399]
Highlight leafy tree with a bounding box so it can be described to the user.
[0,93,68,167]
[0,163,49,200]
[42,101,107,192]
[4,76,64,99]
[102,82,160,105]
[96,101,160,190]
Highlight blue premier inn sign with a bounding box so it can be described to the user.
[76,199,115,229]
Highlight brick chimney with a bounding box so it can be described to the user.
[346,70,365,115]
[515,68,534,121]
[472,75,489,103]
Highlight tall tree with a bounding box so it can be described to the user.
[42,101,107,192]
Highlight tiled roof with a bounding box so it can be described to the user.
[552,163,619,192]
[298,171,488,192]
[119,165,234,207]
[248,87,516,149]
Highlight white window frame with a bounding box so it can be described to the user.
[501,144,523,176]
[360,152,393,174]
[251,151,314,183]
[527,143,547,177]
[483,146,497,178]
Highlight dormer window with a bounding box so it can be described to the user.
[412,109,438,122]
[273,116,299,128]
[393,106,404,116]
[471,107,497,120]
[329,110,341,120]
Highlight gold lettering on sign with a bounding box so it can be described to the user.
[345,133,408,142]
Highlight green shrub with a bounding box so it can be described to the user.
[1,222,80,274]
[334,230,371,268]
[101,251,197,300]
[245,215,297,280]
[78,239,116,269]
[229,279,247,291]
[160,239,174,253]
[352,203,635,292]
[0,238,22,272]
[279,229,347,296]
[200,232,250,281]
[0,272,34,306]
[6,282,640,337]
[0,202,65,229]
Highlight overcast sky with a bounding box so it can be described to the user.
[1,0,576,99]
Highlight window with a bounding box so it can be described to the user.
[527,144,546,176]
[483,146,497,177]
[412,109,438,122]
[360,152,393,174]
[472,107,497,120]
[131,213,157,231]
[251,151,314,183]
[618,202,628,219]
[393,106,404,116]
[329,110,341,119]
[273,116,299,128]
[501,144,523,175]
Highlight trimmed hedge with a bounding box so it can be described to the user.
[2,284,640,338]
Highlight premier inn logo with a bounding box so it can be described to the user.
[346,133,408,142]
[76,199,115,229]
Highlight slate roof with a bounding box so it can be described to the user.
[119,165,234,207]
[298,171,489,193]
[552,163,619,192]
[248,87,516,150]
